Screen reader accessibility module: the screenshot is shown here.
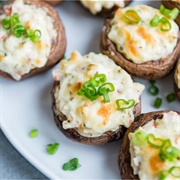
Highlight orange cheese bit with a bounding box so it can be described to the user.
[35,59,41,65]
[137,26,156,46]
[73,82,82,93]
[124,30,140,58]
[37,41,43,50]
[149,153,165,173]
[140,5,149,11]
[98,104,114,125]
[0,54,4,62]
[25,21,31,29]
[70,51,78,61]
[115,8,123,19]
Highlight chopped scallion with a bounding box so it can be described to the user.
[46,143,59,155]
[29,129,38,138]
[166,93,176,103]
[148,85,159,96]
[62,158,81,171]
[132,130,147,146]
[154,97,162,108]
[123,10,140,24]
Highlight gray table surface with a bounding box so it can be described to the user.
[0,129,48,179]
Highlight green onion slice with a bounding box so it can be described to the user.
[168,8,179,20]
[160,5,171,16]
[158,170,169,180]
[148,85,159,96]
[90,74,106,87]
[62,158,81,171]
[2,17,11,30]
[154,97,162,108]
[11,13,20,26]
[132,130,147,146]
[98,82,115,102]
[13,24,25,38]
[160,4,179,20]
[159,17,171,31]
[30,29,41,42]
[116,99,135,110]
[169,166,180,178]
[29,129,38,138]
[147,134,164,148]
[166,93,176,103]
[159,139,180,162]
[150,15,160,27]
[46,143,59,155]
[123,10,140,24]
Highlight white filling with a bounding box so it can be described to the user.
[53,51,144,137]
[0,0,57,80]
[108,5,179,64]
[80,0,125,14]
[175,58,180,89]
[129,111,180,180]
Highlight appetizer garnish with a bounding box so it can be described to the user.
[174,58,180,99]
[80,0,132,16]
[46,143,59,155]
[29,129,38,138]
[51,51,144,145]
[0,0,66,80]
[162,0,180,27]
[119,111,180,180]
[62,158,81,171]
[101,4,180,79]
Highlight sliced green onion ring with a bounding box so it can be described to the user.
[154,97,162,108]
[123,10,140,24]
[13,24,25,38]
[158,170,169,180]
[116,99,135,110]
[46,143,59,155]
[98,82,115,102]
[29,129,38,138]
[168,8,179,20]
[2,17,11,30]
[132,130,147,146]
[148,85,159,96]
[166,93,176,103]
[150,15,160,27]
[62,158,81,171]
[169,166,180,178]
[147,134,164,148]
[30,29,41,42]
[11,13,20,26]
[159,17,171,31]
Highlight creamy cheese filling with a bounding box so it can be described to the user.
[108,5,179,64]
[129,111,180,180]
[53,51,144,137]
[175,58,180,89]
[0,0,57,80]
[80,0,125,14]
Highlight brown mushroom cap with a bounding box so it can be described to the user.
[80,0,132,17]
[51,80,141,145]
[42,0,63,6]
[118,110,180,180]
[0,0,66,80]
[100,14,180,80]
[162,0,180,27]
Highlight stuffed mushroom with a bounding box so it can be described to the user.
[118,111,180,180]
[119,110,180,180]
[0,0,66,81]
[174,58,180,99]
[80,0,132,16]
[101,4,180,80]
[162,0,180,27]
[51,51,144,145]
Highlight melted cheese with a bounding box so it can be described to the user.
[53,51,144,137]
[129,111,180,180]
[108,5,179,64]
[80,0,125,14]
[175,58,180,89]
[0,0,57,80]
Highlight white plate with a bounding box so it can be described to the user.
[1,1,180,179]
